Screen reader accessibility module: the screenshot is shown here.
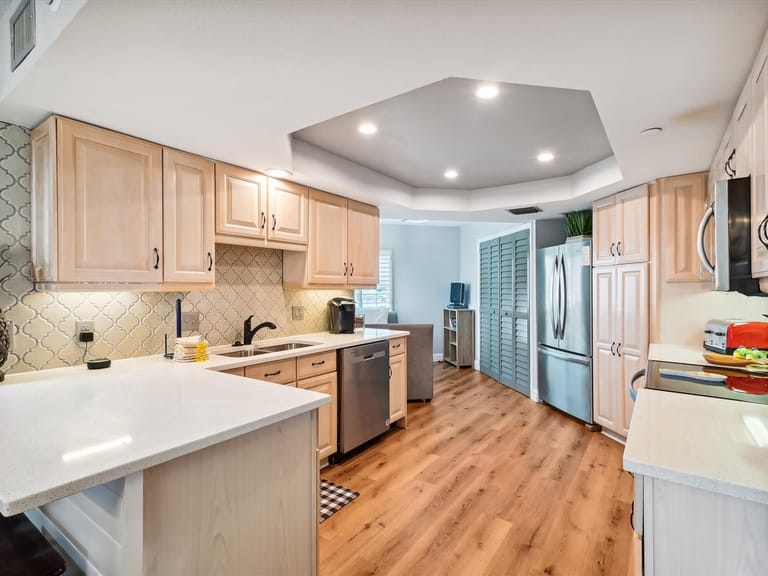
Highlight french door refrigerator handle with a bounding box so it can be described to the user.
[697,203,716,274]
[551,255,559,339]
[558,253,567,339]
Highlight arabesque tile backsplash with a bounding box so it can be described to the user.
[0,121,350,374]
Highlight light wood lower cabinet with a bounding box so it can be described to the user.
[635,474,768,575]
[27,413,318,576]
[244,351,339,460]
[388,337,407,427]
[245,358,297,386]
[593,263,648,437]
[298,371,337,460]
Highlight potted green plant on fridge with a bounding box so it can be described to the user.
[564,209,592,242]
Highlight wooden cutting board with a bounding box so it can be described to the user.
[702,352,768,367]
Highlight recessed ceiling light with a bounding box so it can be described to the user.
[264,168,293,178]
[475,84,499,100]
[444,169,459,179]
[358,122,378,135]
[641,127,663,135]
[401,219,428,224]
[537,151,555,163]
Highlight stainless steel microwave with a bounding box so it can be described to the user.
[696,176,763,296]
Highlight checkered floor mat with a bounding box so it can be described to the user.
[320,479,359,523]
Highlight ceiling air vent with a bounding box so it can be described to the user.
[507,206,542,215]
[10,0,35,71]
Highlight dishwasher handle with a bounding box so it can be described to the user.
[350,349,387,364]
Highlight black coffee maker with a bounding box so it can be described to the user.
[328,297,355,334]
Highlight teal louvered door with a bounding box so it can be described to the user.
[479,230,531,395]
[499,230,530,395]
[479,238,500,380]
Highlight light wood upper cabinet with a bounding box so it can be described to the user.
[593,185,648,267]
[658,173,708,283]
[45,117,165,284]
[593,263,648,437]
[733,81,754,179]
[215,162,267,241]
[283,188,379,289]
[347,200,380,285]
[752,49,768,278]
[163,149,215,283]
[267,179,308,244]
[31,116,217,289]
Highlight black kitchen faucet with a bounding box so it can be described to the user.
[243,316,277,345]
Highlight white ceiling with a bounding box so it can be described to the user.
[1,1,767,222]
[293,78,613,189]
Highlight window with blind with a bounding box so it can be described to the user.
[354,250,393,309]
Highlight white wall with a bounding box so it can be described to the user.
[657,282,768,346]
[380,224,460,358]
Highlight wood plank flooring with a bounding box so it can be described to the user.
[319,363,633,576]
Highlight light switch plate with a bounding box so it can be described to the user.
[181,311,200,332]
[292,306,304,321]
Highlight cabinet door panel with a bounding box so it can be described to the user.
[733,82,753,178]
[215,163,266,239]
[593,346,617,431]
[58,118,163,283]
[164,149,215,283]
[307,190,347,284]
[617,263,648,434]
[267,179,308,244]
[389,354,406,423]
[593,197,616,266]
[616,185,649,264]
[299,372,337,460]
[660,174,707,282]
[347,200,380,285]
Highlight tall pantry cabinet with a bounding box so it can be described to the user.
[592,185,649,437]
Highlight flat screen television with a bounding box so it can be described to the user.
[448,282,467,308]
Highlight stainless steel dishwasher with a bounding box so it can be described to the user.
[337,341,390,455]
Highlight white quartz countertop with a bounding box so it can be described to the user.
[648,343,712,366]
[624,388,768,504]
[0,328,407,516]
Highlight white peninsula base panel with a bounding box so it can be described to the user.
[27,412,317,576]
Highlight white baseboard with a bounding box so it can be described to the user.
[433,353,443,362]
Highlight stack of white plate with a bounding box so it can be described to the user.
[174,335,209,362]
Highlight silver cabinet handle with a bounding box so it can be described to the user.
[207,252,213,271]
[260,212,266,229]
[153,248,160,270]
[616,241,622,256]
[616,342,622,357]
[611,342,616,356]
[272,214,277,231]
[609,242,615,256]
[551,256,559,339]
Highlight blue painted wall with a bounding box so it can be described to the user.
[380,224,460,357]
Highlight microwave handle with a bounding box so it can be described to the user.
[697,203,715,274]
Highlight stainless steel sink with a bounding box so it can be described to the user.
[216,348,270,358]
[257,342,315,352]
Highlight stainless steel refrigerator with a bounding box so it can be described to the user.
[536,239,592,423]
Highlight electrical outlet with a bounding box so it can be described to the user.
[181,311,200,332]
[291,306,304,321]
[75,320,94,340]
